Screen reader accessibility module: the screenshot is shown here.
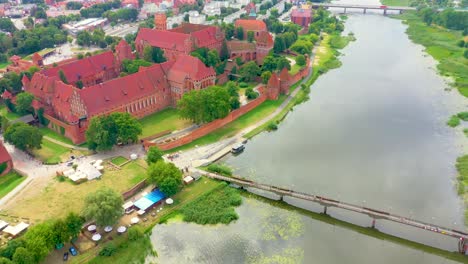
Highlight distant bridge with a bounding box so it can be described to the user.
[195,169,468,254]
[311,3,468,15]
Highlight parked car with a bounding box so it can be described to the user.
[63,252,69,261]
[69,247,77,256]
[66,162,73,167]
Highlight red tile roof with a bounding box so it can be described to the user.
[79,63,171,117]
[268,72,280,88]
[234,19,267,32]
[1,90,12,100]
[136,28,190,52]
[42,51,115,84]
[279,67,290,80]
[0,142,11,165]
[291,9,312,18]
[227,41,256,52]
[167,55,216,82]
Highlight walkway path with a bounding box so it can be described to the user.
[43,136,88,151]
[171,39,321,169]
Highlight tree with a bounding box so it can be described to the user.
[273,35,286,53]
[147,161,182,196]
[146,146,163,164]
[82,187,123,226]
[86,112,142,151]
[276,56,291,71]
[151,47,166,63]
[206,49,220,67]
[15,92,34,114]
[160,177,180,196]
[220,40,229,61]
[246,88,258,99]
[0,239,26,260]
[464,49,468,59]
[65,212,84,239]
[51,219,70,246]
[230,97,240,109]
[24,222,55,262]
[0,257,12,264]
[12,248,34,264]
[58,70,68,84]
[262,56,277,72]
[4,123,42,151]
[239,61,260,82]
[261,71,272,84]
[236,27,244,40]
[247,31,254,42]
[295,54,306,67]
[177,86,231,124]
[128,226,144,241]
[223,23,235,40]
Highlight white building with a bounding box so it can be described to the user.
[189,11,207,24]
[236,0,250,6]
[63,18,108,36]
[167,13,185,29]
[223,9,246,24]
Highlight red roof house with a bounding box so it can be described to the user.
[135,23,224,61]
[234,19,268,40]
[0,142,13,176]
[291,8,312,27]
[23,46,216,144]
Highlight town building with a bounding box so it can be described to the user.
[135,22,224,61]
[188,11,206,24]
[5,53,43,74]
[234,19,267,39]
[22,40,216,144]
[0,142,13,176]
[63,18,108,36]
[291,8,312,27]
[226,30,273,64]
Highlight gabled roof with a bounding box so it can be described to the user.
[268,72,280,88]
[257,31,274,47]
[41,51,115,84]
[279,67,290,80]
[234,19,267,32]
[136,28,190,52]
[167,55,216,82]
[79,63,171,117]
[0,142,12,165]
[291,8,312,18]
[227,41,256,52]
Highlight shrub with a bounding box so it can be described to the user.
[238,82,248,88]
[267,122,278,131]
[245,88,258,100]
[207,164,232,176]
[99,243,117,256]
[457,112,468,121]
[0,162,6,175]
[447,115,460,127]
[128,226,144,241]
[56,175,65,182]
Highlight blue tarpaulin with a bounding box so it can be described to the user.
[134,189,166,211]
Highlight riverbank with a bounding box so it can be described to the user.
[394,12,467,97]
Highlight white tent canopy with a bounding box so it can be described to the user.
[3,222,29,237]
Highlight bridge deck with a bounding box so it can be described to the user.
[194,169,468,240]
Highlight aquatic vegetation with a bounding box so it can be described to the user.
[248,247,304,264]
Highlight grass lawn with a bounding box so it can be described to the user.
[0,61,11,69]
[0,105,25,121]
[0,172,25,199]
[381,0,410,6]
[85,236,154,264]
[123,162,147,185]
[289,64,304,75]
[139,108,191,139]
[38,127,74,145]
[397,12,468,97]
[110,156,128,166]
[167,96,287,153]
[32,139,73,164]
[5,160,148,221]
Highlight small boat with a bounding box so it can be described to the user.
[231,143,245,154]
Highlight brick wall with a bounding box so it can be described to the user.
[144,87,267,151]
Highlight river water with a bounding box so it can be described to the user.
[149,5,468,264]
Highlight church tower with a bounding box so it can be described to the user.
[154,12,167,31]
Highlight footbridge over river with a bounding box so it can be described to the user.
[311,3,468,15]
[194,169,468,253]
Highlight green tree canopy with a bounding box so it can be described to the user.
[273,35,286,53]
[82,187,123,226]
[4,123,42,151]
[15,92,34,114]
[146,146,163,164]
[236,27,244,40]
[261,71,272,84]
[86,112,142,151]
[220,40,229,61]
[247,31,254,42]
[147,161,182,196]
[65,212,84,239]
[23,221,55,262]
[295,55,306,67]
[177,85,231,124]
[12,248,34,264]
[239,61,260,82]
[276,56,291,71]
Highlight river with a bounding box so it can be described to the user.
[149,4,467,264]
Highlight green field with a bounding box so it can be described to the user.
[139,108,191,139]
[110,156,128,166]
[39,127,74,145]
[167,96,287,153]
[32,139,71,164]
[123,162,147,185]
[0,105,24,121]
[381,0,410,6]
[289,64,304,75]
[397,12,468,97]
[0,172,25,199]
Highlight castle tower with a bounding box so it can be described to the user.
[267,72,280,100]
[154,12,167,31]
[114,40,135,70]
[32,53,43,67]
